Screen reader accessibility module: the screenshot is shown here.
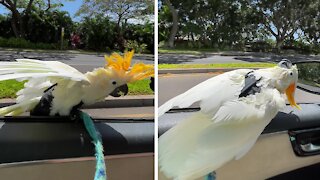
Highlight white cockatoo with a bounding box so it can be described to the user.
[0,51,154,116]
[158,60,300,180]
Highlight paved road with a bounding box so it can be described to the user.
[159,73,320,106]
[159,52,320,64]
[0,50,154,73]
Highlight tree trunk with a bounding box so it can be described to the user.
[276,39,284,53]
[165,0,178,48]
[11,18,20,38]
[11,10,22,38]
[3,0,35,38]
[19,16,25,38]
[276,38,284,53]
[115,14,125,50]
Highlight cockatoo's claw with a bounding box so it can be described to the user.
[110,84,128,97]
[70,109,83,122]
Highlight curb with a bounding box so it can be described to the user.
[159,68,259,74]
[0,95,154,109]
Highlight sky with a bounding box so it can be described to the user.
[0,0,83,21]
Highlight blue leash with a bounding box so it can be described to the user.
[205,172,216,180]
[80,111,107,180]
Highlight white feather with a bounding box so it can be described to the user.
[159,68,287,180]
[0,59,89,82]
[0,59,90,116]
[158,69,251,116]
[0,97,41,116]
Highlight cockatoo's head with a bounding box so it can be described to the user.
[273,60,300,109]
[102,50,154,96]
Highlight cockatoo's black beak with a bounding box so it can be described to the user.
[110,84,128,97]
[285,83,301,110]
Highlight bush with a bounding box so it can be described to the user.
[0,11,74,45]
[125,40,148,54]
[124,23,154,53]
[0,16,14,38]
[250,41,273,52]
[0,37,58,50]
[77,15,116,51]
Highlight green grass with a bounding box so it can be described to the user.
[128,79,154,95]
[0,79,153,99]
[0,80,24,98]
[158,63,275,69]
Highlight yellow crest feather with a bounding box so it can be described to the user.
[105,50,134,71]
[104,50,154,81]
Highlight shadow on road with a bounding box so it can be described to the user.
[159,54,207,64]
[234,52,320,63]
[0,51,75,61]
[97,54,155,62]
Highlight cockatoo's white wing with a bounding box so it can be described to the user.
[0,59,89,82]
[159,66,287,180]
[159,88,285,180]
[0,59,89,116]
[158,69,252,116]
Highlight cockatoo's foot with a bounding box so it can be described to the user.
[205,171,216,180]
[70,109,82,122]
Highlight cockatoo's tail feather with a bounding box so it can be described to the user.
[0,97,40,116]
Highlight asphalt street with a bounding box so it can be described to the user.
[0,50,154,73]
[159,52,320,64]
[159,73,320,106]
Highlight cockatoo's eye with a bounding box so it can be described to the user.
[289,72,293,76]
[112,81,117,85]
